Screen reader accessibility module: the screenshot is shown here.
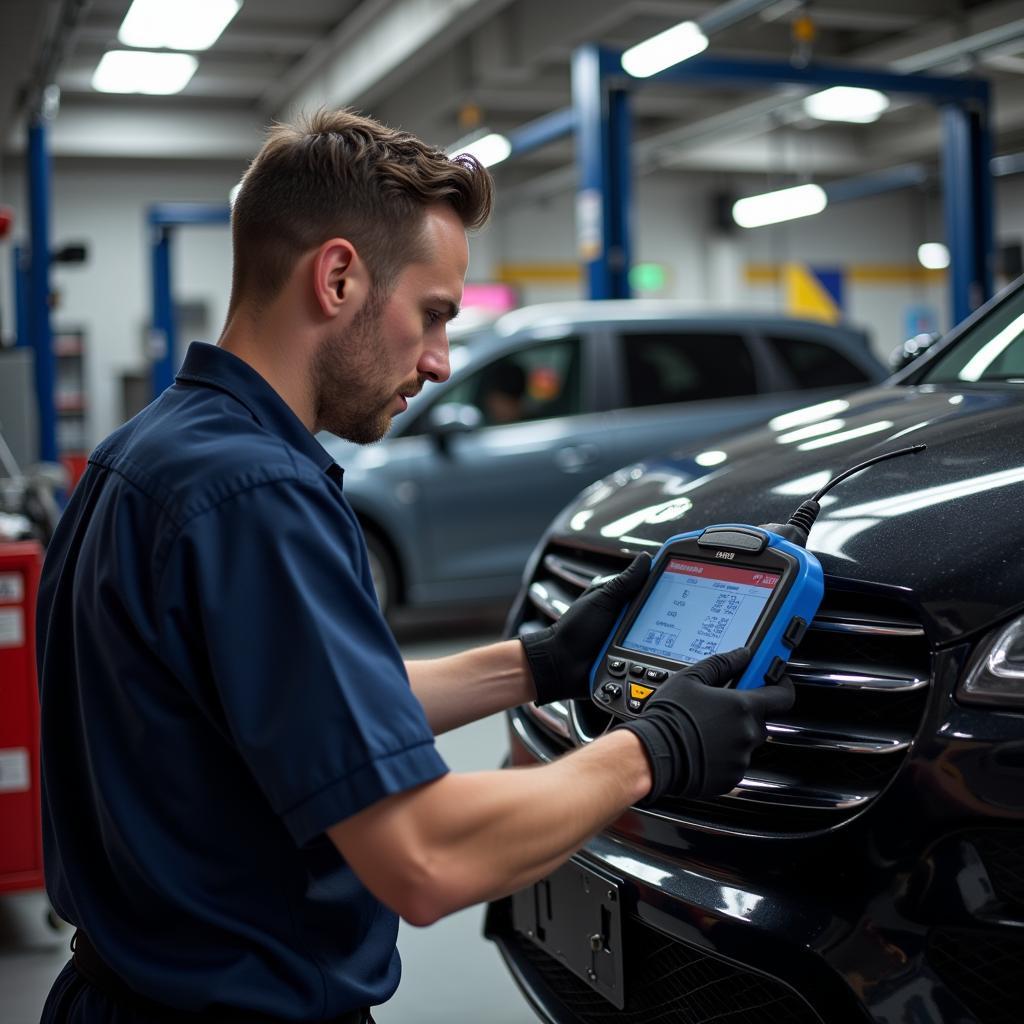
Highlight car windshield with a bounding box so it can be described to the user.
[922,283,1024,385]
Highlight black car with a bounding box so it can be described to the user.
[485,276,1024,1024]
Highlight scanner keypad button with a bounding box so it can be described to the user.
[645,668,667,682]
[606,658,627,677]
[628,662,647,677]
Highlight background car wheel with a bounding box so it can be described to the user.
[364,531,399,618]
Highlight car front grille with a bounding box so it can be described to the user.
[969,830,1024,908]
[928,927,1024,1024]
[498,902,825,1024]
[515,540,932,833]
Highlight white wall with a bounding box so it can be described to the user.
[3,158,243,443]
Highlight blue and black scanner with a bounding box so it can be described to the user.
[590,445,926,718]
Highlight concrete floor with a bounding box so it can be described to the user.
[0,611,536,1023]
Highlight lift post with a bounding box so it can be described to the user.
[27,118,57,463]
[572,46,631,300]
[147,203,231,399]
[559,49,993,322]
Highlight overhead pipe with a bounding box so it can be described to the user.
[697,0,789,36]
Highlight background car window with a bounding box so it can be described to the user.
[442,338,582,426]
[622,332,755,407]
[762,335,872,389]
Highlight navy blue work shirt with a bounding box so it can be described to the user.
[36,342,449,1020]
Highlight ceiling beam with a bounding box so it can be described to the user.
[267,0,515,118]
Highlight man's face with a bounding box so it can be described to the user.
[314,205,468,443]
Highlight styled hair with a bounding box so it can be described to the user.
[228,108,493,314]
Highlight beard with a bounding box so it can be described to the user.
[313,291,420,444]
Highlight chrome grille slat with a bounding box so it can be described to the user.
[524,701,571,740]
[527,580,571,621]
[542,553,600,591]
[726,774,873,811]
[766,719,911,754]
[788,663,928,692]
[810,616,925,638]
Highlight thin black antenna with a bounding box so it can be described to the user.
[761,444,928,546]
[810,444,927,502]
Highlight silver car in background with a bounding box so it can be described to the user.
[320,301,886,616]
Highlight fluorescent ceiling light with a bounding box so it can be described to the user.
[92,51,198,94]
[119,0,241,51]
[918,242,950,270]
[732,183,827,229]
[621,21,708,78]
[449,132,511,168]
[803,86,890,124]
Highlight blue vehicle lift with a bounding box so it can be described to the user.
[139,52,993,410]
[16,118,59,463]
[505,49,993,325]
[148,203,231,397]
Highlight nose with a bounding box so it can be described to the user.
[418,332,451,384]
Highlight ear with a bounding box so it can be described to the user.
[311,238,371,320]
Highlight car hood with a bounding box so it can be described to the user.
[553,383,1024,643]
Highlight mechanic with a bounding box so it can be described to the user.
[37,109,794,1024]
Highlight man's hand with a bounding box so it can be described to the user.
[616,647,795,803]
[521,554,650,705]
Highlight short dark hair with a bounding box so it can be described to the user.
[228,108,494,314]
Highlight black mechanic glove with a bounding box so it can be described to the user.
[522,554,651,705]
[615,647,796,804]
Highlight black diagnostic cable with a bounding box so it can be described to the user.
[761,443,927,546]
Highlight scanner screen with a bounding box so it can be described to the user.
[621,558,781,663]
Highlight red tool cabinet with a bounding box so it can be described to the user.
[0,541,45,894]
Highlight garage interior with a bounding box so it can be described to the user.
[2,1,1024,1022]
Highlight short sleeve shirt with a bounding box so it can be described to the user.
[36,342,449,1019]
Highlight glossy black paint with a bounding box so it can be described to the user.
[493,644,1024,1022]
[488,281,1024,1024]
[550,381,1024,642]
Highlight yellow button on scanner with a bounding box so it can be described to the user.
[629,683,654,701]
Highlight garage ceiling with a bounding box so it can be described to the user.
[4,0,1024,191]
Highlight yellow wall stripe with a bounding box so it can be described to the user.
[497,262,582,284]
[746,263,946,286]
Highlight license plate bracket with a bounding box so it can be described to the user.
[512,857,625,1009]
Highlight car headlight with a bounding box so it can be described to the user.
[959,615,1024,706]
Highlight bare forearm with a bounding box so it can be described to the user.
[419,731,650,908]
[331,728,652,925]
[406,640,536,733]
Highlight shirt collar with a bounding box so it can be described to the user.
[175,342,342,483]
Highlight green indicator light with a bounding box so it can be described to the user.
[629,263,667,292]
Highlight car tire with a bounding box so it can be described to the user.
[364,530,399,619]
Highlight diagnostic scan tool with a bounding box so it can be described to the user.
[591,445,927,718]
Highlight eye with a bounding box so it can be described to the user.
[425,309,443,327]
